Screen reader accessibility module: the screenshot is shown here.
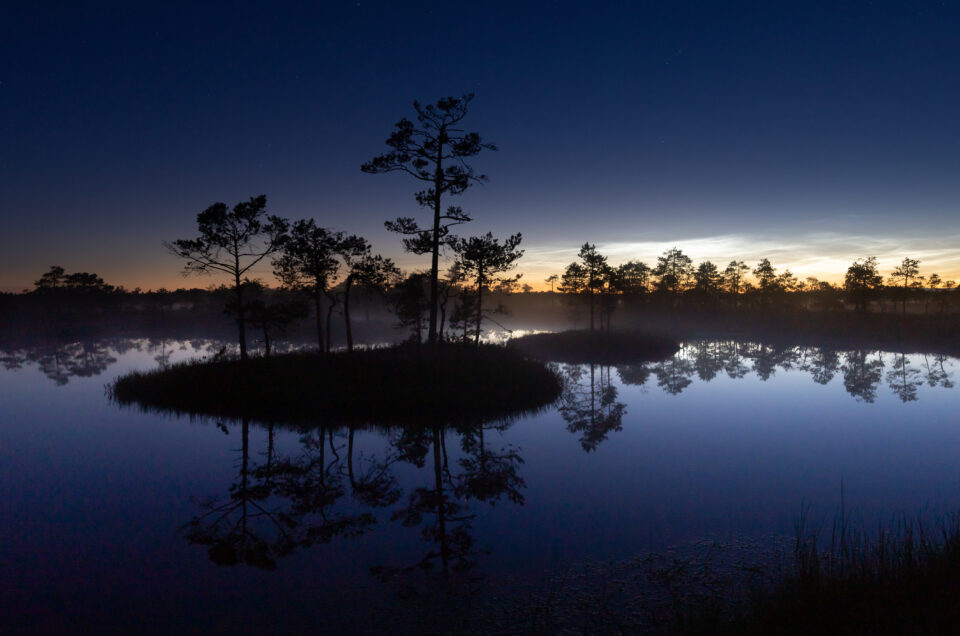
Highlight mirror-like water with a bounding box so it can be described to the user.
[3,336,960,632]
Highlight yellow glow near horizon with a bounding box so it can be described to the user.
[5,231,958,294]
[516,233,960,291]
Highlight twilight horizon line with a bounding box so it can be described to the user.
[6,227,959,294]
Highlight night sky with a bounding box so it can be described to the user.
[3,1,958,292]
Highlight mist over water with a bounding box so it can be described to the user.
[3,332,960,631]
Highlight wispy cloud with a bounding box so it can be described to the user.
[519,230,960,283]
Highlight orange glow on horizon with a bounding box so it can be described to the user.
[5,236,960,295]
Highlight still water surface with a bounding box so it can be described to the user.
[2,337,959,632]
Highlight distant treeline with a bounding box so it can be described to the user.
[0,268,392,345]
[3,244,959,350]
[548,244,958,330]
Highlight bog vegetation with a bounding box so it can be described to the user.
[110,343,561,425]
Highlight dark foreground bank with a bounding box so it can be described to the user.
[110,343,562,424]
[499,511,960,634]
[719,513,960,634]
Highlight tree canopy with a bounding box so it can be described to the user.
[455,232,524,344]
[362,94,496,344]
[844,257,883,312]
[653,248,693,296]
[165,195,288,360]
[272,219,343,352]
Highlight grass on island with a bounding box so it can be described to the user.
[509,329,679,364]
[110,343,562,425]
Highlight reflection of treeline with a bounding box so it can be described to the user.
[0,339,119,385]
[551,343,951,452]
[614,341,953,404]
[0,336,227,385]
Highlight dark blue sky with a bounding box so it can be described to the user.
[3,1,959,291]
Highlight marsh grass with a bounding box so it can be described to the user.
[110,343,562,425]
[495,504,960,634]
[729,506,960,634]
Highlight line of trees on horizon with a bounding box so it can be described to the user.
[549,243,957,330]
[13,242,959,343]
[18,249,953,303]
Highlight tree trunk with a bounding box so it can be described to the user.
[267,422,276,468]
[314,289,324,353]
[432,426,448,572]
[326,301,336,352]
[328,427,339,460]
[429,219,440,344]
[474,267,484,346]
[235,268,247,360]
[344,276,354,352]
[428,138,445,345]
[588,288,595,331]
[438,286,449,343]
[348,426,356,491]
[590,363,596,419]
[240,418,249,534]
[318,425,326,488]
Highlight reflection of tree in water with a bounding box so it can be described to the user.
[455,419,525,506]
[183,417,528,580]
[654,355,695,395]
[384,426,477,574]
[185,420,293,569]
[719,341,750,379]
[29,341,120,385]
[886,352,924,403]
[692,340,725,381]
[143,337,250,369]
[559,363,626,451]
[184,421,378,570]
[801,347,841,385]
[609,342,953,404]
[272,426,381,546]
[617,362,651,387]
[0,349,25,371]
[922,354,954,389]
[841,350,885,403]
[0,338,169,384]
[3,336,240,385]
[148,337,174,369]
[347,425,402,508]
[742,343,800,381]
[622,341,806,391]
[376,418,527,579]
